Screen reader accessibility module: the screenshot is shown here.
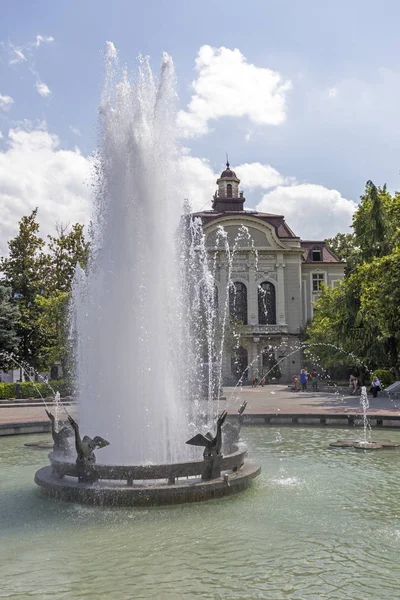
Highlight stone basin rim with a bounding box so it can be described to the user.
[48,443,247,481]
[34,460,261,506]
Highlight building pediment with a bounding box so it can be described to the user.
[204,216,288,251]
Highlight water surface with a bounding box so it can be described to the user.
[2,427,400,599]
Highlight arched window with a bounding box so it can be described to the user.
[258,281,276,324]
[229,281,247,324]
[226,183,232,197]
[231,346,248,383]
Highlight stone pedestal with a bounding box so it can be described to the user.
[202,454,222,480]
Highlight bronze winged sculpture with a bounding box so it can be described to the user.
[186,411,227,458]
[186,411,227,480]
[67,415,110,482]
[45,409,73,454]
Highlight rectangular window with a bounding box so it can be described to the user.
[331,280,341,288]
[312,273,324,291]
[312,249,322,261]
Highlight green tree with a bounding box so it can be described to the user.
[0,285,20,368]
[308,179,400,378]
[358,250,400,377]
[37,223,89,375]
[0,209,46,369]
[352,180,391,262]
[44,223,89,293]
[35,291,72,376]
[306,276,385,377]
[325,232,360,273]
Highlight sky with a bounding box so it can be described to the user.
[1,0,400,253]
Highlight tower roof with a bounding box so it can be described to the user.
[218,160,239,181]
[220,162,237,179]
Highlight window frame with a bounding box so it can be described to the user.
[311,248,322,262]
[229,281,248,324]
[311,271,326,293]
[257,280,277,325]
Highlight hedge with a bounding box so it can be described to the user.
[0,379,73,400]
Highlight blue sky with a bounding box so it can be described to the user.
[0,0,399,250]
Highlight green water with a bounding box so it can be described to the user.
[2,427,400,599]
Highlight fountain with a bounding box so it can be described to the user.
[34,44,260,505]
[330,386,400,450]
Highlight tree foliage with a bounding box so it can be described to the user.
[0,209,46,369]
[309,180,400,378]
[325,232,360,273]
[44,223,89,293]
[0,210,89,375]
[0,285,20,368]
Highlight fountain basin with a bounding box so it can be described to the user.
[34,444,261,506]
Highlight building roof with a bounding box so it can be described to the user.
[301,241,342,263]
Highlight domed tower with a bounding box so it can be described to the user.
[212,160,245,212]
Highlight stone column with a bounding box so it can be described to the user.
[218,256,229,320]
[248,253,258,326]
[276,253,286,325]
[249,340,259,381]
[218,256,230,382]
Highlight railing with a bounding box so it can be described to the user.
[48,444,247,485]
[246,324,288,335]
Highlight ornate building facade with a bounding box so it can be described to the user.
[192,163,345,383]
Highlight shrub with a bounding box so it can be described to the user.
[371,369,395,389]
[0,379,73,400]
[0,383,16,399]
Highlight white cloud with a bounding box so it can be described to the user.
[179,155,217,212]
[9,44,26,64]
[178,45,291,138]
[0,94,14,111]
[35,80,51,97]
[179,156,292,211]
[256,183,357,238]
[236,162,289,190]
[328,87,338,97]
[69,126,81,136]
[35,35,54,47]
[0,125,92,256]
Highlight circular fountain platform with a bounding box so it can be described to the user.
[34,445,261,506]
[330,438,400,450]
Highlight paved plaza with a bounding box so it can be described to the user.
[1,385,400,428]
[223,385,400,416]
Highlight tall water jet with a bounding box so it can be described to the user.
[36,44,261,504]
[72,44,192,465]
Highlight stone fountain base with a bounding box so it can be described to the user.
[34,444,261,506]
[35,461,260,506]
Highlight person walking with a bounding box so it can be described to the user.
[370,376,381,398]
[299,369,308,392]
[349,375,355,395]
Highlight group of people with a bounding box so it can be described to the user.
[291,369,319,392]
[349,374,381,397]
